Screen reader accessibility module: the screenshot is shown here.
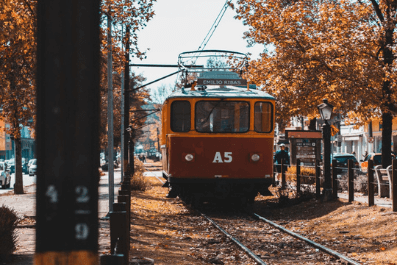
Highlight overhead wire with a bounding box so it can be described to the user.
[179,0,231,85]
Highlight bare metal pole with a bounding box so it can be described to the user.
[120,72,124,182]
[107,14,114,213]
[123,26,130,176]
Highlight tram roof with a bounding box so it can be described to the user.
[166,86,275,100]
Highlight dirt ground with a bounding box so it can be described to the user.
[129,176,397,265]
[4,160,397,264]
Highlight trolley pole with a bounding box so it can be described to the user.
[35,1,100,264]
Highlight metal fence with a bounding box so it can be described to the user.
[274,159,397,212]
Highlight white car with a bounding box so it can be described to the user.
[29,159,37,176]
[0,162,11,189]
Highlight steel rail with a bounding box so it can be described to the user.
[252,213,361,265]
[201,214,267,265]
[155,176,164,184]
[153,175,266,264]
[152,175,358,264]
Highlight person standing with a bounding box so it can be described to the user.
[275,144,290,173]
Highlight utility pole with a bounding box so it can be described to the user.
[107,14,114,213]
[157,127,160,153]
[123,26,130,176]
[120,71,124,182]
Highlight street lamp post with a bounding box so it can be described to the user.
[318,99,334,201]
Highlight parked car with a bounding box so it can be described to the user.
[360,153,396,173]
[29,159,37,176]
[0,162,11,189]
[331,153,360,175]
[27,159,35,169]
[6,158,15,174]
[100,160,119,171]
[22,158,29,174]
[147,149,161,161]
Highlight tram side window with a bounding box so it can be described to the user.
[195,101,249,133]
[254,102,273,133]
[171,101,191,132]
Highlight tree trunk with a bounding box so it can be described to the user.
[382,111,392,168]
[14,136,24,194]
[381,25,395,168]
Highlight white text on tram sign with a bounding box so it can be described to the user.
[213,152,233,163]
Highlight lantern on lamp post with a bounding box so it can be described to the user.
[317,99,334,201]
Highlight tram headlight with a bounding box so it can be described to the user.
[185,154,194,162]
[251,154,260,162]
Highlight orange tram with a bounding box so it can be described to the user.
[160,50,275,204]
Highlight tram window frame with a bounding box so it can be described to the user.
[170,100,191,132]
[254,102,273,133]
[195,100,250,133]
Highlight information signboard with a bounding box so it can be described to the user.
[286,130,322,166]
[295,139,318,166]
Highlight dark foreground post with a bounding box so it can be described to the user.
[348,159,354,202]
[35,1,100,264]
[393,160,397,212]
[368,160,374,206]
[332,159,338,199]
[316,160,321,199]
[281,159,286,189]
[296,159,301,196]
[110,211,127,264]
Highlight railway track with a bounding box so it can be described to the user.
[143,164,162,171]
[150,175,361,265]
[201,211,361,265]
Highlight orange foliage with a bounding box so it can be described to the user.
[234,0,397,125]
[0,0,36,138]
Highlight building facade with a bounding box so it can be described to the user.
[0,119,35,160]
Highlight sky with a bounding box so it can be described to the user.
[132,0,264,93]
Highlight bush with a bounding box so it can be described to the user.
[0,206,18,261]
[286,165,316,184]
[130,160,151,191]
[338,172,368,194]
[272,186,315,207]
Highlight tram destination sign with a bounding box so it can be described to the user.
[197,78,247,86]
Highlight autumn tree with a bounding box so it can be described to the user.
[99,0,156,152]
[0,0,156,194]
[135,102,161,153]
[234,0,397,167]
[0,0,36,194]
[150,84,174,105]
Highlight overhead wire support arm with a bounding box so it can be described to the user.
[130,109,160,112]
[124,69,183,93]
[129,64,203,68]
[130,109,161,123]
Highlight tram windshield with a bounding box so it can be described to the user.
[195,101,249,133]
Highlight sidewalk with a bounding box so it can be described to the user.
[0,169,122,264]
[338,191,393,208]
